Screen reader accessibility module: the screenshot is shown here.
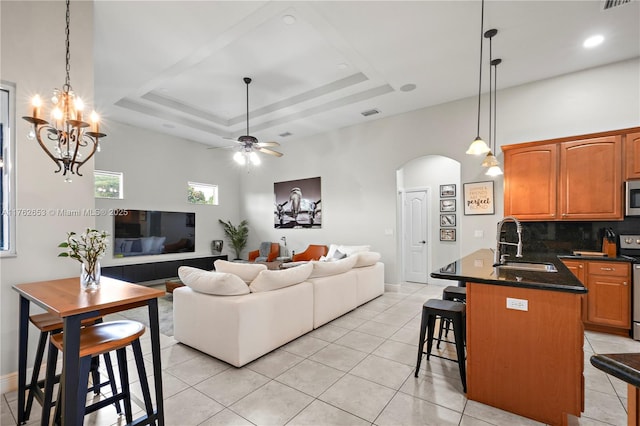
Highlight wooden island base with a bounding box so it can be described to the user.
[466,282,584,426]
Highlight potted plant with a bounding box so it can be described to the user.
[218,219,249,260]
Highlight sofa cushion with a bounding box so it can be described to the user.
[214,259,267,284]
[178,266,249,296]
[309,255,358,278]
[354,251,381,268]
[249,262,313,293]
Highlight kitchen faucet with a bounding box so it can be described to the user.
[495,216,524,265]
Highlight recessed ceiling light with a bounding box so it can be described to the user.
[337,63,349,70]
[282,14,296,25]
[400,83,417,92]
[583,34,604,48]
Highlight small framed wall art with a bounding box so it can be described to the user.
[440,214,456,227]
[463,181,495,215]
[440,184,456,198]
[440,228,456,241]
[440,199,456,212]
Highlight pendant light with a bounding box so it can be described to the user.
[466,0,490,156]
[482,29,499,169]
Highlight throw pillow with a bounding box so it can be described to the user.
[178,266,249,296]
[140,237,155,253]
[151,236,166,253]
[214,259,267,284]
[249,262,313,293]
[354,251,381,268]
[326,244,371,258]
[309,255,358,278]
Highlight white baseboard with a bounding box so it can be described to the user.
[1,371,18,395]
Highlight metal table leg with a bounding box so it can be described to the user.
[17,296,29,425]
[148,298,164,425]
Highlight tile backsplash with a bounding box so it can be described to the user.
[500,217,640,255]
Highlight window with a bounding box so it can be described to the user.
[94,170,123,199]
[1,82,16,255]
[188,182,218,205]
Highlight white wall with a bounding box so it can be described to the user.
[240,58,640,284]
[0,1,95,381]
[95,122,242,265]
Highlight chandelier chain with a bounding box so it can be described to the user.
[64,0,71,90]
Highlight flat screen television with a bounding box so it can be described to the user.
[113,210,195,257]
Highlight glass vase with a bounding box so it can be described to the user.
[81,260,101,291]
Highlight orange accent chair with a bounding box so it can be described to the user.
[292,245,328,261]
[249,242,280,262]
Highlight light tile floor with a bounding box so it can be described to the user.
[2,282,636,425]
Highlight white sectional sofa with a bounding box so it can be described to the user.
[173,250,384,367]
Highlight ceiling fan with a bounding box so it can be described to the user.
[215,77,283,165]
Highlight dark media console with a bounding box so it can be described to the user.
[102,255,227,283]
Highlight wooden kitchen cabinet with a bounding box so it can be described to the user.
[625,131,640,179]
[504,144,558,220]
[586,261,630,329]
[562,259,631,333]
[466,282,584,425]
[503,135,623,221]
[562,259,587,322]
[559,136,622,220]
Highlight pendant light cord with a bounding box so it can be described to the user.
[488,33,493,151]
[493,60,497,153]
[475,0,485,138]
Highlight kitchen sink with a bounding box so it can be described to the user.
[494,261,558,272]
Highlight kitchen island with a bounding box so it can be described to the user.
[431,248,586,426]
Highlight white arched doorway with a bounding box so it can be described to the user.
[397,155,461,284]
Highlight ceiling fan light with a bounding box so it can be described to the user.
[249,151,261,165]
[466,137,491,155]
[481,151,500,167]
[486,165,503,176]
[233,151,246,165]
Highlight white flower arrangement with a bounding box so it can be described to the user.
[59,229,109,281]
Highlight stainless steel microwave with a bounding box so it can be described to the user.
[626,181,640,216]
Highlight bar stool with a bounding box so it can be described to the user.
[415,298,467,392]
[22,313,119,422]
[41,320,154,426]
[437,286,467,348]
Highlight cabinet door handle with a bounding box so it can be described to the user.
[578,265,583,268]
[624,282,628,286]
[600,267,614,271]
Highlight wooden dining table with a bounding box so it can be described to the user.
[13,276,165,425]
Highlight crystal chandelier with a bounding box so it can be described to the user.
[22,0,105,182]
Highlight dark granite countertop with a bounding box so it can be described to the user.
[591,353,640,388]
[430,248,587,293]
[558,254,636,263]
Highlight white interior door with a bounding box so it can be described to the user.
[403,189,429,283]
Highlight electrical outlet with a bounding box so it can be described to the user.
[474,230,484,238]
[506,297,528,311]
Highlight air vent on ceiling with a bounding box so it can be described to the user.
[602,0,632,10]
[279,131,292,137]
[361,109,380,117]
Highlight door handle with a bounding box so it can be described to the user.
[419,240,426,244]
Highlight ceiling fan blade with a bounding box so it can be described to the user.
[256,141,280,147]
[207,145,236,150]
[258,147,284,157]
